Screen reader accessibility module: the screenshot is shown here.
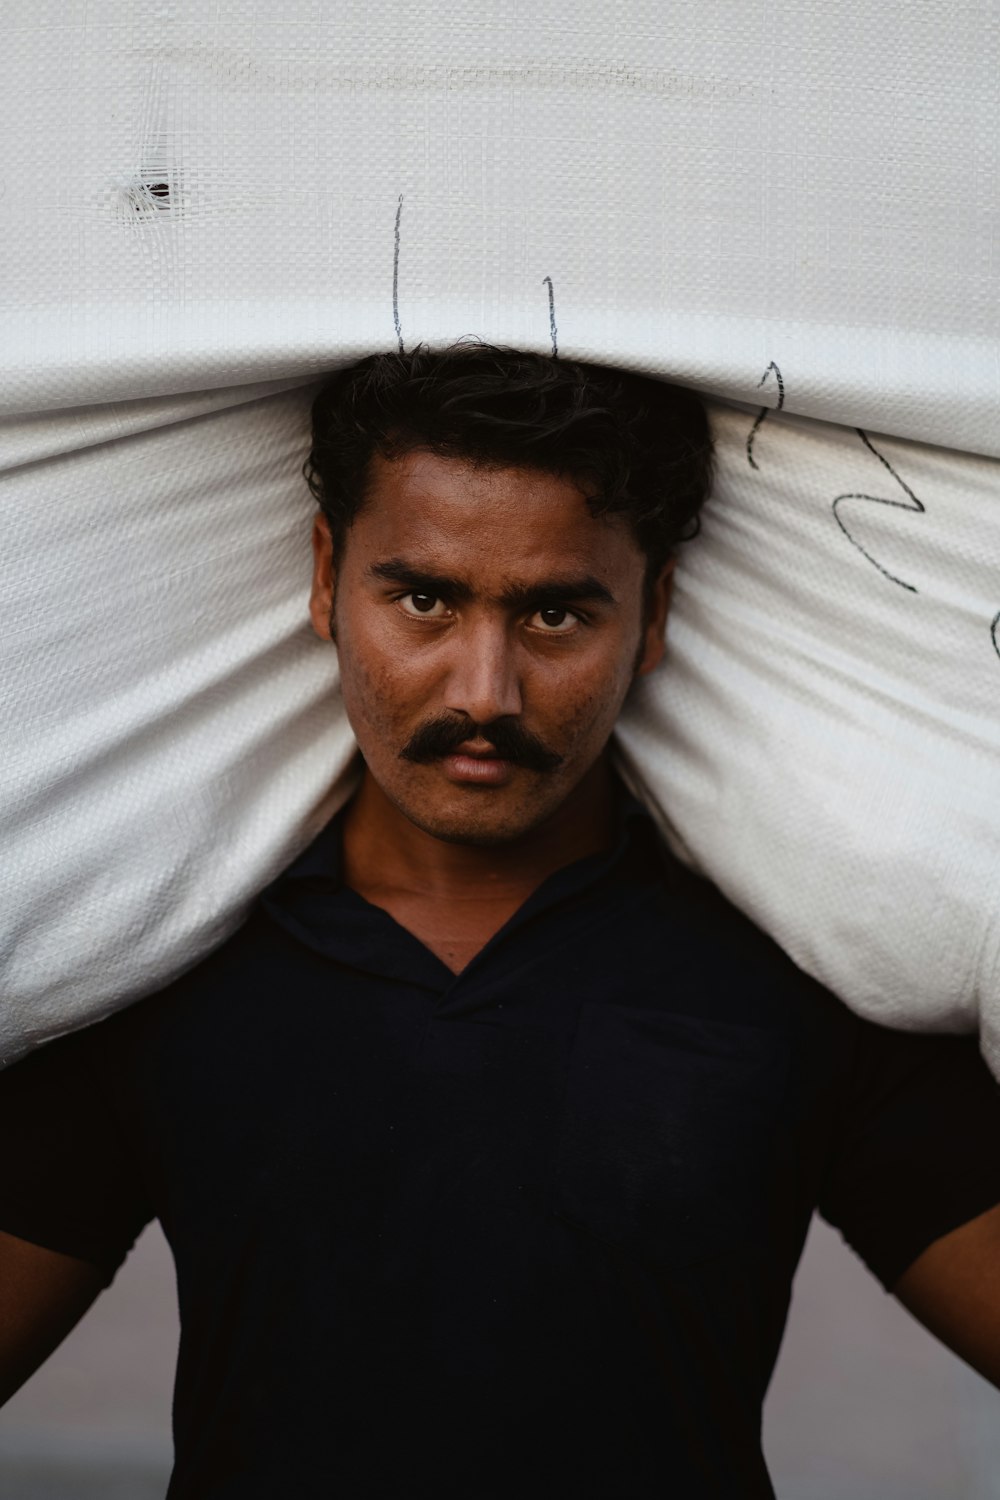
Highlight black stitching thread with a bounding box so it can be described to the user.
[393,195,404,355]
[542,276,558,359]
[745,361,785,470]
[831,430,924,594]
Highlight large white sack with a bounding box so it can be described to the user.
[618,403,1000,1064]
[4,385,999,1068]
[2,1,999,1067]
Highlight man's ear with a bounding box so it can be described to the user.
[308,513,336,642]
[634,557,677,678]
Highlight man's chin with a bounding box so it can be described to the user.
[385,776,556,847]
[393,803,543,848]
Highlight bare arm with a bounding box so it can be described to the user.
[0,1228,105,1406]
[893,1203,1000,1388]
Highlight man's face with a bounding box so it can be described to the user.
[309,449,672,846]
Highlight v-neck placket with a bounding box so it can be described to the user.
[260,792,669,1008]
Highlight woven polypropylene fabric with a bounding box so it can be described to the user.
[617,404,1000,1064]
[2,2,999,1068]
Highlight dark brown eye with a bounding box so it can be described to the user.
[532,607,576,633]
[399,593,447,619]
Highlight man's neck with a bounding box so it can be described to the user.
[341,757,618,913]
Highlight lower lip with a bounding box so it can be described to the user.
[441,754,514,785]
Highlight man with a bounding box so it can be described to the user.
[1,344,999,1498]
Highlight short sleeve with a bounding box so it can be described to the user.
[0,1022,153,1285]
[818,1025,1000,1291]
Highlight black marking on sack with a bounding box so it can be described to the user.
[393,195,405,354]
[745,362,784,470]
[543,275,558,359]
[991,609,1000,664]
[832,430,924,594]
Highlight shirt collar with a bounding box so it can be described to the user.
[258,779,678,990]
[271,779,670,897]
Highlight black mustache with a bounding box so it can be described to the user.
[400,715,564,773]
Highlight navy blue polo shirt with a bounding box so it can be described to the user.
[3,795,1000,1498]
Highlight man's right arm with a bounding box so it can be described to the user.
[0,1229,105,1405]
[0,1020,155,1404]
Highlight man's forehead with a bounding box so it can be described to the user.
[353,448,642,569]
[363,448,588,516]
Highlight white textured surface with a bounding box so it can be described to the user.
[1,382,358,1057]
[2,1,999,1064]
[617,403,1000,1067]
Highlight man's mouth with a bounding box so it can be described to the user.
[441,741,513,786]
[399,715,564,776]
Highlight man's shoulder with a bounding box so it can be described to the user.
[627,835,853,1038]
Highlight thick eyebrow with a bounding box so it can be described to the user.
[369,559,476,601]
[368,559,617,610]
[498,575,617,611]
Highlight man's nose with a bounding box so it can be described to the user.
[442,621,524,726]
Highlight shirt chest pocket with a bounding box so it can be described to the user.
[553,1004,789,1270]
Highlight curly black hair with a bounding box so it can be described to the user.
[304,342,713,584]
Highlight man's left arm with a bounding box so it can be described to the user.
[893,1203,1000,1388]
[819,1027,1000,1388]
